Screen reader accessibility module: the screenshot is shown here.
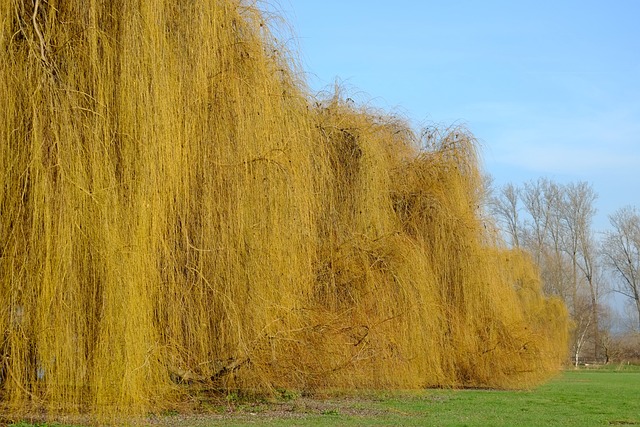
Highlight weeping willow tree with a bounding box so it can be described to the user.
[0,0,568,420]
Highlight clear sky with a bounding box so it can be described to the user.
[273,0,640,232]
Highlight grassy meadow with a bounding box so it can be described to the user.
[5,367,639,426]
[175,368,640,427]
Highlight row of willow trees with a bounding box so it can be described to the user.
[1,0,568,421]
[489,178,640,363]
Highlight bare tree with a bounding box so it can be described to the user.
[572,294,594,366]
[489,182,521,248]
[559,182,600,360]
[521,178,551,263]
[520,179,572,300]
[602,206,640,330]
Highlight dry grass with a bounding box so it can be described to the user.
[0,0,568,422]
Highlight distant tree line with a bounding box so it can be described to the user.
[489,178,640,364]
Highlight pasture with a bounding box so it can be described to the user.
[7,367,638,426]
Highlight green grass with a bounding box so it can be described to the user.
[7,368,640,427]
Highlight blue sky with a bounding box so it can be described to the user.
[273,0,640,232]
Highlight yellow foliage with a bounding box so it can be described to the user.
[0,0,568,420]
